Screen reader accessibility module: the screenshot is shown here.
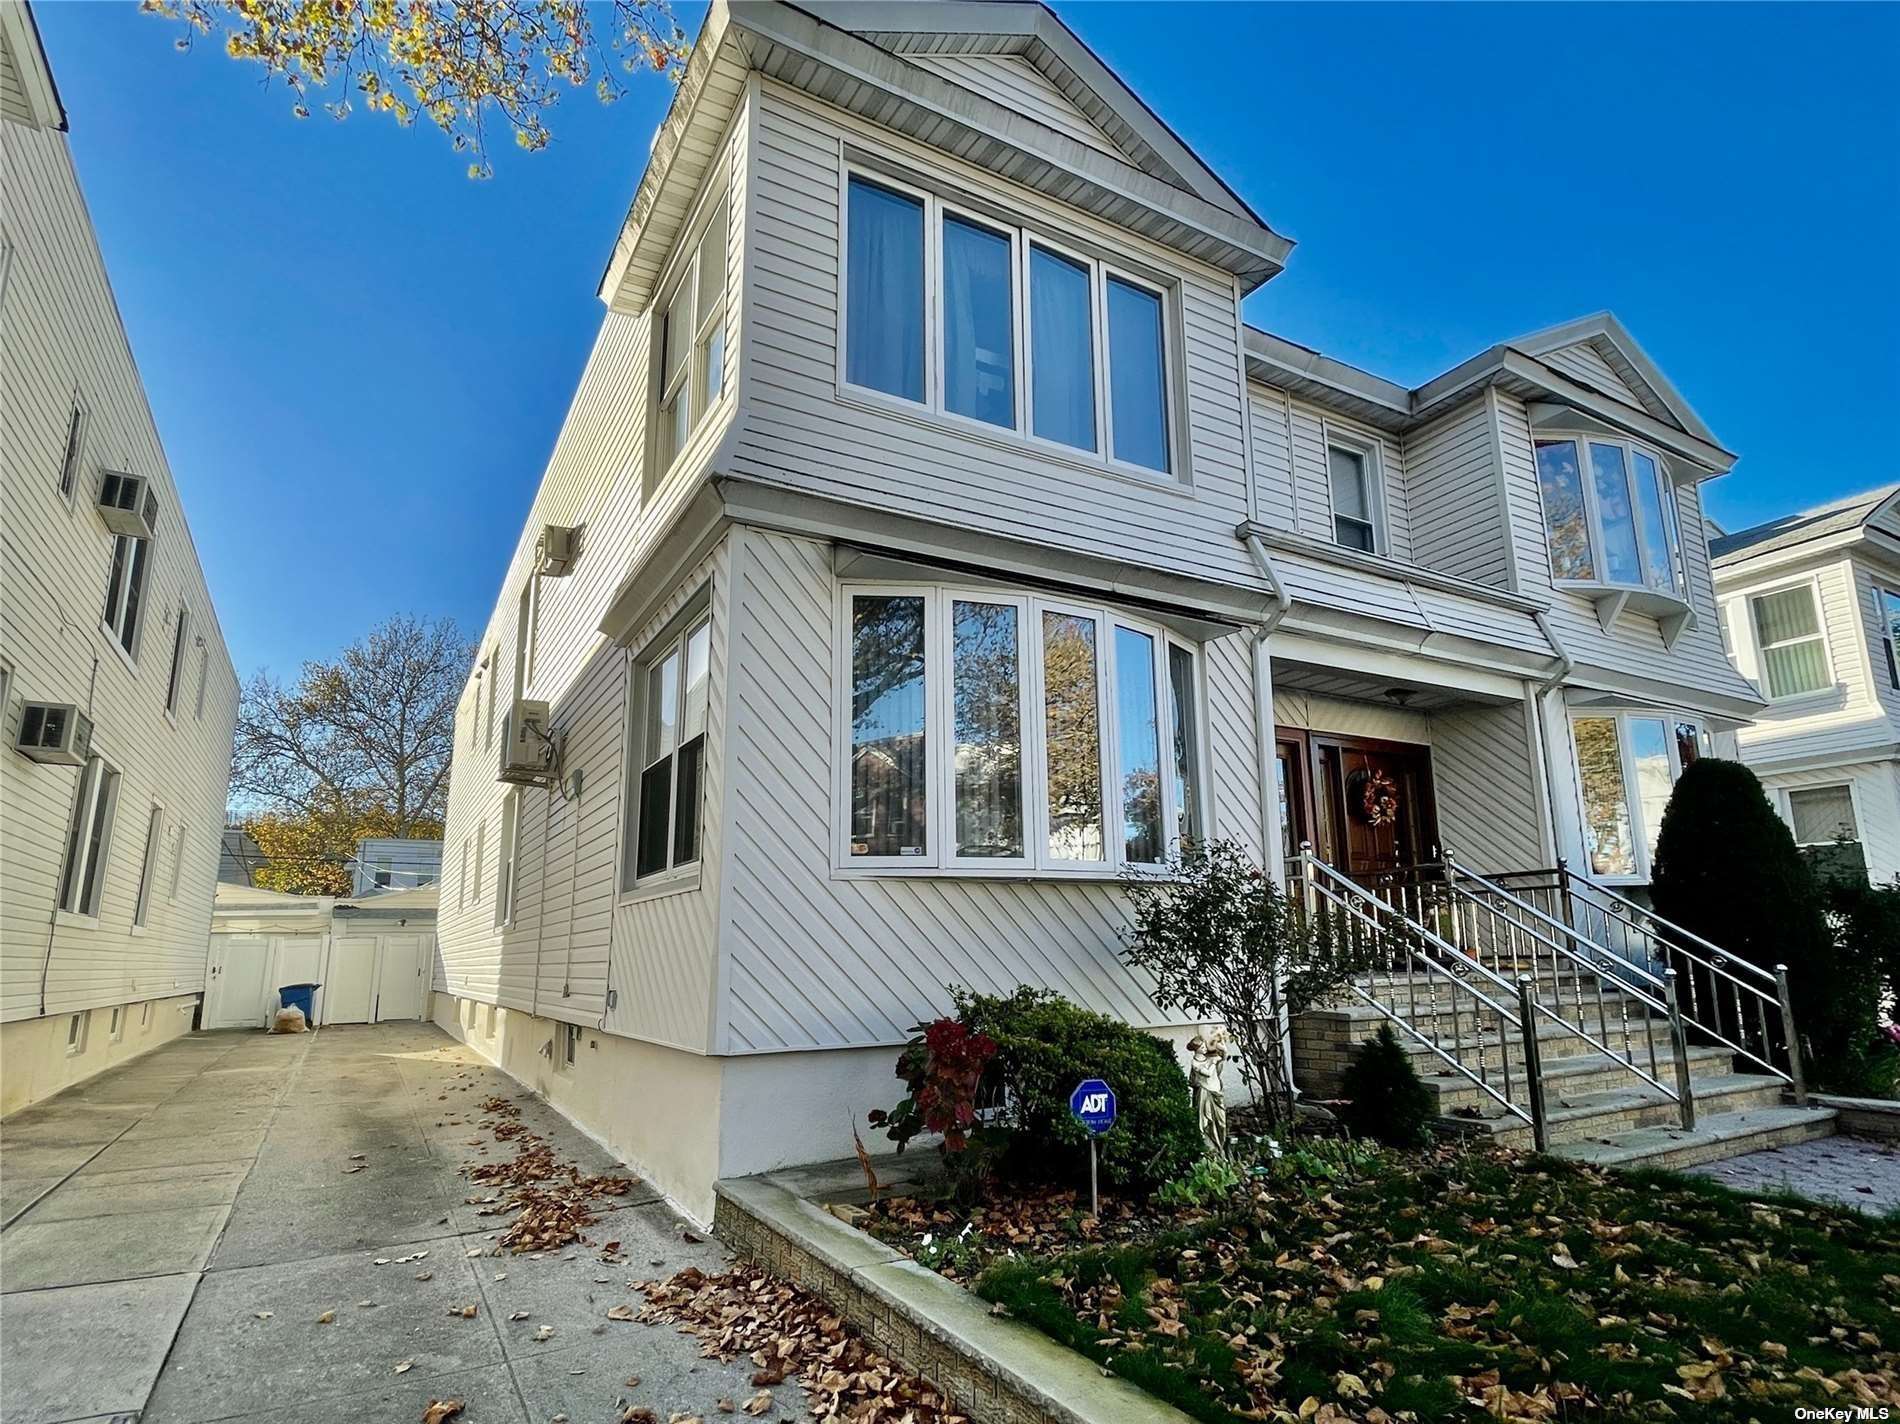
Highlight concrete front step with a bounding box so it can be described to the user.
[1442,1072,1791,1149]
[1550,1103,1839,1172]
[1420,1042,1734,1114]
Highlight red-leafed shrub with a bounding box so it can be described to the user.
[869,1016,1001,1199]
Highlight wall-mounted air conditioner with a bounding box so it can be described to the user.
[96,471,160,540]
[15,702,93,766]
[499,699,553,784]
[539,525,580,577]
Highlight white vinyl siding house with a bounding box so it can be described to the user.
[0,2,239,1114]
[432,0,1765,1219]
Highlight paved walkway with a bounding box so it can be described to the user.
[1684,1132,1900,1214]
[0,1023,768,1424]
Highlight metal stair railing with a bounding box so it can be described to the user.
[1484,862,1805,1103]
[1292,847,1547,1147]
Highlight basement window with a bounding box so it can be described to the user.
[65,1011,89,1056]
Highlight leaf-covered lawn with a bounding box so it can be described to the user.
[869,1148,1899,1421]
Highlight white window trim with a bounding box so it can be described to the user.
[101,532,152,668]
[618,602,713,900]
[495,790,520,929]
[1322,424,1385,556]
[832,580,1205,879]
[1743,573,1837,704]
[836,162,1187,487]
[1567,709,1703,884]
[164,606,190,719]
[1782,781,1864,848]
[58,391,88,507]
[131,801,165,931]
[1872,583,1900,692]
[65,1011,89,1057]
[1536,431,1687,599]
[58,755,121,919]
[648,182,732,490]
[108,1004,124,1043]
[558,1020,582,1073]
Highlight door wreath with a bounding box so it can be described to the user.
[1350,767,1401,826]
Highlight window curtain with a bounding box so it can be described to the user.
[1106,278,1167,471]
[1752,587,1828,695]
[1030,247,1096,451]
[845,181,924,402]
[943,219,1014,429]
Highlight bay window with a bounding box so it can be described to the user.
[1536,434,1684,597]
[841,584,1203,873]
[1748,583,1830,699]
[625,610,712,887]
[654,194,730,478]
[1570,710,1703,881]
[842,171,1176,477]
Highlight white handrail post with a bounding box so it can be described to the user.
[1515,975,1549,1152]
[1664,968,1696,1131]
[1775,964,1807,1105]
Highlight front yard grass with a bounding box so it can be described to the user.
[867,1147,1898,1421]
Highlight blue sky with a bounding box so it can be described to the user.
[34,1,1900,677]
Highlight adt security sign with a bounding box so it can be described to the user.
[1070,1079,1117,1135]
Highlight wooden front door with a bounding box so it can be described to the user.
[1277,728,1437,881]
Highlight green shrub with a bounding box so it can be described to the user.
[1336,1024,1434,1148]
[1154,1155,1245,1210]
[1816,877,1900,1097]
[952,986,1202,1197]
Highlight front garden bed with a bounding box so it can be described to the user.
[858,1143,1900,1422]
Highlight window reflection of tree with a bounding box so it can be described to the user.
[1573,717,1634,876]
[851,596,927,856]
[952,602,1023,858]
[1042,612,1104,861]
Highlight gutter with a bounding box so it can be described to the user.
[1240,530,1293,633]
[1533,609,1574,692]
[1240,530,1293,877]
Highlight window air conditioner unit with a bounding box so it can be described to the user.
[499,698,553,784]
[96,470,160,540]
[538,524,580,577]
[16,701,93,766]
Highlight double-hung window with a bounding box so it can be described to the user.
[1569,711,1702,881]
[132,805,164,927]
[624,610,711,888]
[655,195,729,478]
[165,607,190,714]
[1875,586,1900,690]
[842,584,1204,874]
[59,755,121,917]
[1327,442,1376,552]
[1749,583,1831,699]
[58,394,88,504]
[1534,434,1684,596]
[1787,784,1858,848]
[102,533,152,659]
[843,172,1176,477]
[495,791,520,928]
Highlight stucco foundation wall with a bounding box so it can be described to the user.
[0,994,200,1116]
[430,992,724,1222]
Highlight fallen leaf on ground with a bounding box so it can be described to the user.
[447,1304,478,1319]
[421,1400,464,1424]
[316,1310,335,1325]
[394,1360,415,1374]
[605,1304,637,1321]
[742,1392,772,1417]
[253,1312,272,1320]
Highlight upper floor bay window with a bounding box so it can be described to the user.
[622,608,711,890]
[655,195,729,479]
[1570,710,1703,881]
[841,583,1203,874]
[1748,583,1831,699]
[1535,435,1684,597]
[843,173,1175,477]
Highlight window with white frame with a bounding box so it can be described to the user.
[623,608,711,888]
[560,1020,581,1070]
[102,533,152,659]
[481,649,497,751]
[841,584,1203,873]
[654,194,729,480]
[66,1011,88,1056]
[1570,711,1703,880]
[1327,441,1376,552]
[132,805,164,927]
[165,607,190,713]
[842,172,1175,476]
[513,579,537,703]
[457,837,469,911]
[195,645,210,719]
[1875,586,1900,690]
[59,755,121,916]
[1534,434,1684,596]
[58,394,87,503]
[108,1005,124,1042]
[495,790,520,928]
[1749,583,1831,699]
[1787,784,1859,847]
[471,819,486,903]
[166,821,186,902]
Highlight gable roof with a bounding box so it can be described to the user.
[600,0,1291,311]
[1710,484,1900,565]
[1502,313,1718,448]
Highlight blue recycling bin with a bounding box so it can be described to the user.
[278,983,320,1024]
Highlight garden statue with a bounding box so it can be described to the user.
[1186,1029,1228,1159]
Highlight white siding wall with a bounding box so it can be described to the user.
[1763,761,1900,886]
[734,82,1257,595]
[713,527,1263,1055]
[0,106,238,1026]
[436,117,750,1048]
[1538,341,1647,409]
[1246,385,1410,560]
[1403,397,1509,587]
[901,54,1125,161]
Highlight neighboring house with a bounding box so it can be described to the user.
[1711,485,1900,882]
[0,0,239,1115]
[434,0,1779,1219]
[218,825,264,886]
[351,836,443,895]
[204,882,436,1030]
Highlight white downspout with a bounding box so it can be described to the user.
[1241,530,1293,878]
[1530,609,1575,866]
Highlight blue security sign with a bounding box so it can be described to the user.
[1069,1079,1117,1135]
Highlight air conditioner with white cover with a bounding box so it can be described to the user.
[15,702,93,766]
[96,470,160,540]
[538,525,580,577]
[499,699,553,784]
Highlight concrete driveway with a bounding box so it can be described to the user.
[0,1023,769,1424]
